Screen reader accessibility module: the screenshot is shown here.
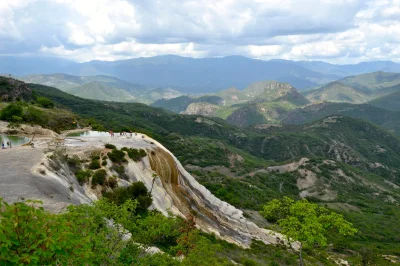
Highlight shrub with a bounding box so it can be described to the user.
[92,169,107,186]
[103,182,152,213]
[0,103,23,121]
[108,149,126,163]
[88,159,101,170]
[91,155,100,160]
[75,170,93,185]
[102,160,107,166]
[105,143,116,149]
[111,165,128,180]
[36,96,54,108]
[67,155,81,173]
[23,106,48,126]
[107,176,118,189]
[123,147,147,162]
[11,115,23,122]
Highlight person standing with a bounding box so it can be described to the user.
[1,141,5,149]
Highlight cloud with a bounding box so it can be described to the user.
[2,0,400,63]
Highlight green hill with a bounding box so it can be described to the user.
[20,73,182,104]
[20,73,145,93]
[68,82,137,102]
[304,81,370,103]
[339,71,400,93]
[3,78,400,261]
[242,81,310,106]
[226,102,292,127]
[151,96,194,113]
[151,95,224,113]
[369,90,400,111]
[281,102,400,136]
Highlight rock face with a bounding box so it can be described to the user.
[243,81,310,105]
[182,102,219,116]
[0,129,284,248]
[0,76,32,102]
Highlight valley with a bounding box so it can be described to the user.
[1,64,400,265]
[4,2,400,265]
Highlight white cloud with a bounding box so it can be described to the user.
[290,41,342,58]
[67,22,95,46]
[3,0,400,63]
[247,45,284,58]
[0,0,36,41]
[40,41,205,62]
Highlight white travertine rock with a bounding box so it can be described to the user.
[1,129,290,249]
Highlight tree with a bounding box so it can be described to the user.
[176,214,197,257]
[0,197,138,265]
[36,96,54,108]
[261,197,357,266]
[0,103,23,121]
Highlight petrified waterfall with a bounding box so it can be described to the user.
[143,141,281,248]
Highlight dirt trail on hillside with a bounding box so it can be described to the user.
[0,147,77,212]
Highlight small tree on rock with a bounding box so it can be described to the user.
[261,197,357,266]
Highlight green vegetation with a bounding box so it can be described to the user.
[103,182,152,213]
[121,147,147,161]
[152,95,224,113]
[92,169,107,186]
[339,71,400,93]
[370,90,400,111]
[110,164,128,180]
[75,169,92,185]
[0,101,80,133]
[0,194,256,265]
[0,103,23,122]
[105,143,116,149]
[304,81,370,104]
[261,197,357,266]
[2,78,400,264]
[88,159,101,169]
[36,96,54,108]
[107,148,127,163]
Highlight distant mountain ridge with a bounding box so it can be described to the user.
[304,71,400,105]
[3,55,400,93]
[369,90,400,111]
[304,81,370,103]
[19,73,181,104]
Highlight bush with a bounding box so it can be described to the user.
[111,165,128,180]
[76,170,93,185]
[122,147,147,162]
[103,182,152,213]
[22,106,47,126]
[92,169,107,186]
[0,103,23,121]
[108,149,126,163]
[91,155,100,160]
[105,143,116,149]
[36,96,54,108]
[102,160,107,166]
[11,115,23,122]
[88,159,101,170]
[107,176,118,189]
[67,155,81,173]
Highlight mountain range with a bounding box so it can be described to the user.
[152,72,400,130]
[3,55,400,93]
[2,76,400,264]
[18,73,181,104]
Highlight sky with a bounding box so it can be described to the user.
[1,0,400,63]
